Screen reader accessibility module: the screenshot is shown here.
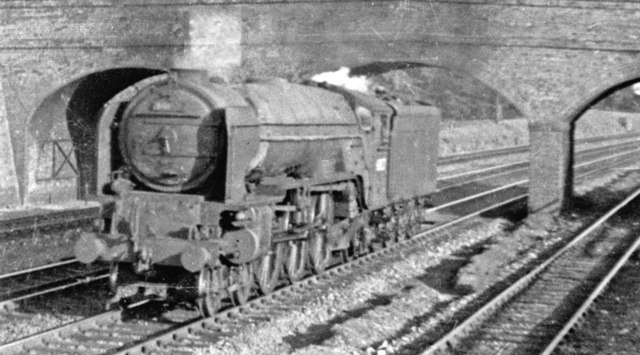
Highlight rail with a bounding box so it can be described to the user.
[423,186,640,354]
[540,226,640,354]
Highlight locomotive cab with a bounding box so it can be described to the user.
[324,86,440,208]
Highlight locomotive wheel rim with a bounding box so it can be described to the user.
[285,240,308,282]
[231,264,252,305]
[309,230,331,274]
[197,267,222,317]
[255,243,283,295]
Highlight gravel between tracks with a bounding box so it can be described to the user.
[0,284,109,344]
[2,170,637,354]
[198,165,640,355]
[197,218,508,355]
[2,131,637,353]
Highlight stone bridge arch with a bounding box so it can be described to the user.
[316,60,532,122]
[527,61,640,213]
[350,60,528,146]
[24,67,164,205]
[558,62,640,125]
[350,60,525,107]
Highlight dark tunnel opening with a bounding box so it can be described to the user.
[65,68,164,198]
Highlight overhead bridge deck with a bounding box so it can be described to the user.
[1,0,640,212]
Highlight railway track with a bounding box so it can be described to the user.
[541,226,640,354]
[435,136,640,209]
[551,248,640,354]
[0,132,634,273]
[1,135,637,354]
[0,261,109,310]
[0,189,528,355]
[437,132,640,165]
[421,187,640,355]
[0,202,102,276]
[437,135,640,188]
[0,204,100,237]
[4,134,636,314]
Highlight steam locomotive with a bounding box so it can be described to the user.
[74,69,440,315]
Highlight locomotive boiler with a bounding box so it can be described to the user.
[74,69,440,315]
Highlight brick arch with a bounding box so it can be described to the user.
[24,67,164,204]
[348,60,529,120]
[524,61,640,212]
[556,61,640,125]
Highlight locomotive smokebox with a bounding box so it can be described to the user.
[117,71,228,193]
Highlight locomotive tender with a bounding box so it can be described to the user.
[74,69,440,315]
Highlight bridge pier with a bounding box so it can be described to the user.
[528,120,574,213]
[0,82,20,208]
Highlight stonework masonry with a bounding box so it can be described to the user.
[1,0,640,210]
[0,82,20,207]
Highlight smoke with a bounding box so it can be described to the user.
[310,67,371,93]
